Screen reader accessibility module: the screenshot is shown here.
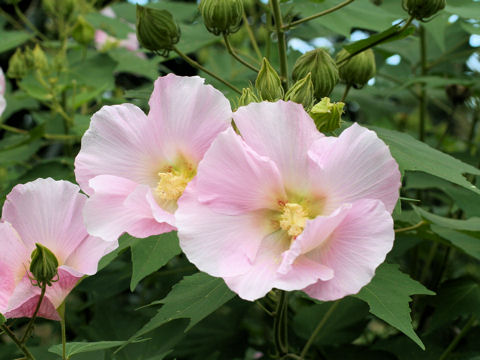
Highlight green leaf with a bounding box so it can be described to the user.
[49,341,127,357]
[413,206,480,232]
[0,31,33,53]
[109,48,157,80]
[129,272,235,342]
[431,226,480,261]
[372,126,480,194]
[130,232,181,291]
[355,263,434,349]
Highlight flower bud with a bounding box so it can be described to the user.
[337,49,376,88]
[255,58,284,101]
[309,97,344,133]
[199,0,243,36]
[238,87,260,107]
[30,243,59,286]
[7,48,27,79]
[136,4,180,55]
[292,48,339,99]
[284,72,315,110]
[24,47,35,70]
[32,44,49,71]
[402,0,446,21]
[72,16,95,46]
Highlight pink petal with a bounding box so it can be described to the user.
[177,181,275,278]
[233,101,322,190]
[0,68,5,116]
[1,179,92,265]
[195,128,286,215]
[147,74,232,164]
[309,123,401,214]
[303,199,394,301]
[84,175,175,243]
[74,104,164,194]
[64,236,118,275]
[100,7,116,18]
[120,33,140,52]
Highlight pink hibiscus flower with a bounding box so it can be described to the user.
[176,101,401,301]
[74,74,232,243]
[0,178,115,320]
[0,67,6,116]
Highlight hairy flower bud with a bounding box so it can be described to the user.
[32,44,49,71]
[199,0,243,36]
[7,48,27,79]
[337,49,376,88]
[136,4,180,55]
[285,72,315,110]
[72,16,95,45]
[292,48,339,99]
[30,243,59,286]
[402,0,446,21]
[255,58,284,102]
[309,97,345,133]
[238,87,260,107]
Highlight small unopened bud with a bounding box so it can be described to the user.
[32,45,48,71]
[24,47,35,70]
[72,16,95,46]
[7,49,27,79]
[238,87,260,107]
[337,49,376,88]
[292,49,339,99]
[402,0,446,21]
[309,97,344,133]
[30,243,59,286]
[136,5,180,55]
[255,58,284,101]
[199,0,243,36]
[285,73,315,110]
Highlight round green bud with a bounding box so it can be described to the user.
[284,72,315,111]
[199,0,243,36]
[238,87,260,107]
[309,97,345,133]
[136,5,180,56]
[402,0,446,21]
[292,48,339,99]
[32,44,49,71]
[30,243,59,286]
[255,58,284,102]
[72,16,95,46]
[7,48,27,79]
[337,49,376,88]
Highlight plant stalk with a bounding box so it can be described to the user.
[419,25,427,142]
[20,284,47,344]
[223,34,259,72]
[270,0,288,88]
[1,324,35,359]
[283,0,355,29]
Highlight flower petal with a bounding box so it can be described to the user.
[84,175,175,243]
[148,74,232,164]
[233,101,322,190]
[309,123,401,213]
[177,181,275,278]
[1,179,91,265]
[195,128,286,215]
[303,199,394,301]
[64,236,118,275]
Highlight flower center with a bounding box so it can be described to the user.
[279,202,309,237]
[155,168,192,201]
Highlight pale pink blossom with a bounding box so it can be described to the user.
[74,74,232,243]
[0,67,6,116]
[0,178,115,320]
[177,101,401,301]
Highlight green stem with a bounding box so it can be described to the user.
[270,0,288,88]
[394,220,425,233]
[419,25,427,142]
[13,4,48,41]
[58,303,67,360]
[438,315,476,360]
[172,46,241,94]
[242,11,263,61]
[300,301,339,358]
[273,291,289,356]
[265,11,273,60]
[1,324,35,359]
[20,284,47,344]
[223,34,260,72]
[283,0,355,29]
[340,84,351,102]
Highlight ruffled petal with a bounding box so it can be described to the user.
[64,236,118,275]
[83,175,175,243]
[309,123,401,214]
[177,181,275,278]
[303,199,394,301]
[1,179,92,264]
[148,74,232,164]
[195,128,286,215]
[233,101,322,190]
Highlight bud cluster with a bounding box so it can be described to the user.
[7,45,49,79]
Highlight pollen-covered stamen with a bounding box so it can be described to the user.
[155,169,191,201]
[279,203,309,237]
